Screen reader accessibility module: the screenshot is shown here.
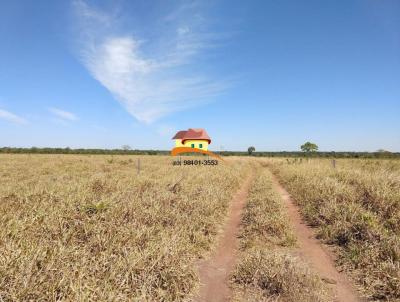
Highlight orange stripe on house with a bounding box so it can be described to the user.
[171,147,224,160]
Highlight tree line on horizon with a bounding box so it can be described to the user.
[0,146,399,159]
[244,142,398,158]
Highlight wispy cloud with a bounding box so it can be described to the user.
[48,107,78,121]
[0,109,27,125]
[73,0,226,123]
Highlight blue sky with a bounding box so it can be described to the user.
[0,0,399,151]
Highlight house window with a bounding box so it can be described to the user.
[199,143,203,148]
[191,143,195,148]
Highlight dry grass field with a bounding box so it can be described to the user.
[1,155,399,301]
[269,158,400,301]
[231,167,331,302]
[0,154,251,301]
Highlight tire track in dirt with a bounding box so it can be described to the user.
[193,174,254,302]
[270,172,363,302]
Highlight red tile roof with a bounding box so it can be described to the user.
[172,130,187,139]
[172,128,211,144]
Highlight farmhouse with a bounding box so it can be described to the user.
[172,128,211,151]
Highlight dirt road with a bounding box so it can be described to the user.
[193,174,254,302]
[270,173,363,302]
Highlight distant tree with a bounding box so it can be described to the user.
[122,145,132,151]
[248,146,256,155]
[300,142,318,153]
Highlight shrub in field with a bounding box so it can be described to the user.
[233,250,329,302]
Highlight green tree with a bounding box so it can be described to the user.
[300,142,318,153]
[248,146,255,155]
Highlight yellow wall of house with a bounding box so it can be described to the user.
[175,139,209,150]
[184,140,209,150]
[175,139,184,147]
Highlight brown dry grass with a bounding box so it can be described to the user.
[269,158,400,301]
[2,155,397,301]
[231,166,331,302]
[0,154,251,301]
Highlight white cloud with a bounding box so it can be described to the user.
[177,26,190,35]
[0,109,27,125]
[73,0,226,123]
[48,107,78,121]
[73,0,111,25]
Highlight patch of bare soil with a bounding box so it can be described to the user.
[193,174,254,302]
